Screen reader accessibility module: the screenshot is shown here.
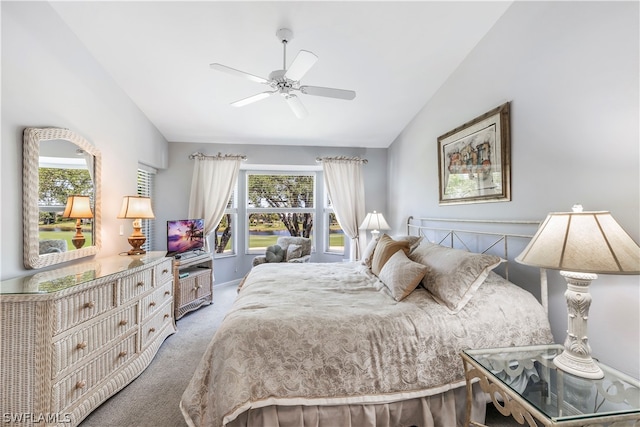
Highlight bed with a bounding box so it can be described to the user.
[180,218,554,427]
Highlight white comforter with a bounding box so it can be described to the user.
[180,262,553,427]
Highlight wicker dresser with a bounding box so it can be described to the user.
[0,252,176,426]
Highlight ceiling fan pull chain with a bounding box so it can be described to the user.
[282,38,287,70]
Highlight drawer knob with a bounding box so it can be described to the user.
[149,301,156,307]
[164,291,170,296]
[84,301,95,309]
[164,314,170,320]
[76,380,87,389]
[162,269,169,274]
[149,327,156,333]
[137,281,144,287]
[76,341,88,350]
[119,319,128,326]
[118,351,128,358]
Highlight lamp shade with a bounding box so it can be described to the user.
[516,209,640,274]
[359,211,390,231]
[117,196,155,219]
[62,195,93,219]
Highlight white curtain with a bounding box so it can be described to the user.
[188,155,243,251]
[321,157,367,261]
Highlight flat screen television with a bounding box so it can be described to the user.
[167,219,205,256]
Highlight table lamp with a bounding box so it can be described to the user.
[118,195,155,255]
[516,205,640,379]
[359,211,390,240]
[62,195,94,249]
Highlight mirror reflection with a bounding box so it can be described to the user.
[38,139,95,254]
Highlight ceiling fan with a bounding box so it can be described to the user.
[210,28,356,119]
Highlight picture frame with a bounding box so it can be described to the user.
[437,102,511,205]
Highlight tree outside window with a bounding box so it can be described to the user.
[247,173,314,251]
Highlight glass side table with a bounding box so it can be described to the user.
[461,344,640,427]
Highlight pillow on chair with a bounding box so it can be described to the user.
[286,243,303,261]
[265,245,284,263]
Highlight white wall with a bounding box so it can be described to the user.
[1,2,169,280]
[387,1,639,377]
[155,142,387,283]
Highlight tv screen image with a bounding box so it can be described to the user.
[167,219,205,255]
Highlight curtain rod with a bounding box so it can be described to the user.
[316,156,368,164]
[189,152,247,160]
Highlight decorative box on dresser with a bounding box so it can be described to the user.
[0,252,176,426]
[172,251,213,320]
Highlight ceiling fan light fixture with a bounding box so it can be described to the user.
[210,27,355,118]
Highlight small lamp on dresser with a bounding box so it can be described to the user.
[62,195,94,249]
[359,211,390,240]
[516,205,640,379]
[118,195,155,255]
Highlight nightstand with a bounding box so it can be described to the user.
[461,344,640,426]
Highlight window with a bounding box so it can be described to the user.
[137,165,156,251]
[246,172,314,252]
[325,195,345,254]
[213,185,236,256]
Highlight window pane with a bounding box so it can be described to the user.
[248,212,313,251]
[327,212,345,253]
[248,174,314,208]
[137,168,155,251]
[214,213,234,254]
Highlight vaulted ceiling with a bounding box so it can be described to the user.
[50,1,512,148]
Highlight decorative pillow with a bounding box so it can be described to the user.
[361,235,380,268]
[265,244,284,263]
[409,242,503,313]
[371,234,411,276]
[378,250,428,301]
[286,243,303,261]
[392,235,424,254]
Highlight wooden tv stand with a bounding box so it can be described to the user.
[172,252,213,320]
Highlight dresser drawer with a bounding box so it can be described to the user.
[140,281,172,321]
[53,282,116,334]
[140,301,173,349]
[155,259,172,286]
[52,305,137,379]
[120,268,153,303]
[52,334,136,411]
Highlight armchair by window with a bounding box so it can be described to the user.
[253,236,312,267]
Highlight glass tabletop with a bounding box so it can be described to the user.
[464,344,640,423]
[0,251,168,294]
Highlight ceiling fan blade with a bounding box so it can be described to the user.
[231,91,276,107]
[300,85,356,100]
[284,94,308,119]
[284,50,318,81]
[210,63,269,84]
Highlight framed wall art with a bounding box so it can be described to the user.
[437,102,511,205]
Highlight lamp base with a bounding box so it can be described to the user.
[126,234,146,256]
[554,349,604,379]
[554,270,604,379]
[72,219,86,249]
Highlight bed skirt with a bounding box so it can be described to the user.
[217,383,487,427]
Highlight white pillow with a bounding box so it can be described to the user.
[378,250,428,301]
[409,242,503,313]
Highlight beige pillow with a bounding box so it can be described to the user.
[286,243,303,261]
[378,250,428,301]
[371,234,410,276]
[409,242,503,313]
[392,235,424,254]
